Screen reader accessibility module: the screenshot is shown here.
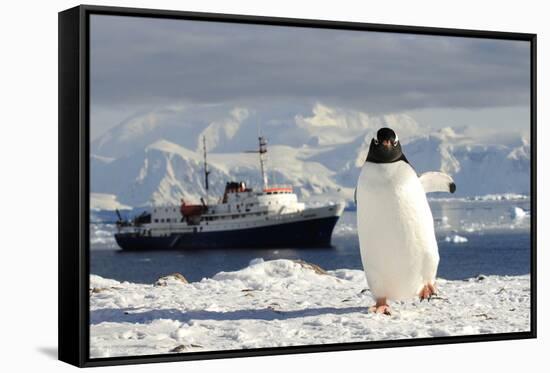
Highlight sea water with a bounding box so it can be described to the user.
[90,198,531,283]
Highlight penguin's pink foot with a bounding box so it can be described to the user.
[419,283,437,302]
[369,298,391,315]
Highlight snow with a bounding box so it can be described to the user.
[444,234,469,244]
[91,193,131,211]
[90,102,531,208]
[90,259,530,358]
[90,274,123,289]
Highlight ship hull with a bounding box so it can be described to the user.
[115,216,340,251]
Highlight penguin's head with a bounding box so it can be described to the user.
[366,127,406,164]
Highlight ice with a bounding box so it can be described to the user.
[511,206,529,220]
[90,259,530,358]
[90,223,118,249]
[469,193,529,201]
[444,234,468,244]
[333,223,357,236]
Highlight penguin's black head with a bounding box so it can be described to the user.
[365,127,408,164]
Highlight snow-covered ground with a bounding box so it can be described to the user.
[90,259,531,358]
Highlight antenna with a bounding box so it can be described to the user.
[203,136,210,204]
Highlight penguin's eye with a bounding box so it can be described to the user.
[373,139,379,145]
[392,135,399,147]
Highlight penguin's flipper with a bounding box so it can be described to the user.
[419,172,456,194]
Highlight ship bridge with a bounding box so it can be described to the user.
[219,181,305,216]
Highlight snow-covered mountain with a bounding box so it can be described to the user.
[404,128,531,196]
[90,104,531,208]
[91,103,421,157]
[91,139,346,207]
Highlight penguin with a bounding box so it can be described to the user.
[356,127,456,315]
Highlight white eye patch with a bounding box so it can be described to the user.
[373,138,379,145]
[392,135,399,147]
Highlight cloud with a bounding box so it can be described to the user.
[90,14,530,121]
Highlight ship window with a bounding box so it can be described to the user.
[161,219,165,223]
[154,219,159,223]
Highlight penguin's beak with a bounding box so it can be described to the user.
[382,140,392,149]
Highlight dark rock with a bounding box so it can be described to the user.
[169,344,187,353]
[169,344,203,353]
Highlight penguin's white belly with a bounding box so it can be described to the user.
[357,161,439,301]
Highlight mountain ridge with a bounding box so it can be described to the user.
[90,104,530,208]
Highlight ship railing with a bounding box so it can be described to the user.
[263,184,293,193]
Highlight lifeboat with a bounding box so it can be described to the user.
[180,199,206,217]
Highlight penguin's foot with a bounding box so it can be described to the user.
[369,304,391,315]
[369,298,391,315]
[419,283,437,302]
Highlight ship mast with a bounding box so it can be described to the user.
[245,136,269,190]
[258,136,268,190]
[203,136,210,203]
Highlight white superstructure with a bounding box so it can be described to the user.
[128,183,343,237]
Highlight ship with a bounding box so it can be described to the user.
[114,136,345,250]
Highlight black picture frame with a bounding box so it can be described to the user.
[58,4,537,368]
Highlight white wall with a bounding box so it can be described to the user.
[0,0,546,372]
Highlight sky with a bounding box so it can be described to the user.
[89,14,531,141]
